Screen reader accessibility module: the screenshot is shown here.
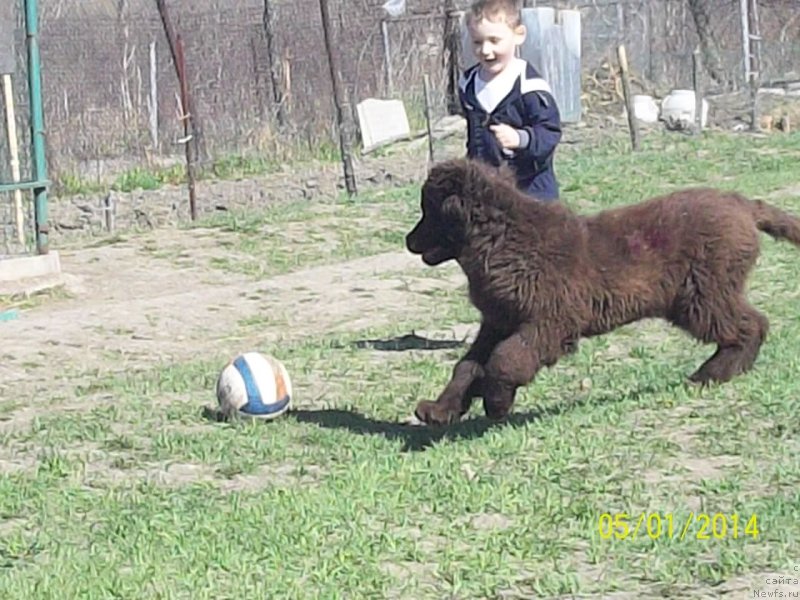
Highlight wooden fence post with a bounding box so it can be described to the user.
[617,45,640,151]
[692,47,704,134]
[319,0,357,196]
[155,0,199,220]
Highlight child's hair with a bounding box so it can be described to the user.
[468,0,523,29]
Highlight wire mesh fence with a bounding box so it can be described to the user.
[13,0,800,169]
[1,2,33,256]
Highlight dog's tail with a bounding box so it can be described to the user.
[751,198,800,246]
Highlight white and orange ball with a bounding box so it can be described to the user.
[216,352,292,420]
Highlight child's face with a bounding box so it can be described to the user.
[467,14,526,79]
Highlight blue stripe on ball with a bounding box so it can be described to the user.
[234,355,262,404]
[234,355,290,416]
[244,394,290,416]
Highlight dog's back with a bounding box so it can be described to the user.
[582,187,800,267]
[567,187,800,337]
[584,188,762,272]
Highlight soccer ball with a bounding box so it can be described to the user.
[216,351,292,420]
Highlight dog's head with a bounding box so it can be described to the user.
[406,159,516,266]
[405,160,472,266]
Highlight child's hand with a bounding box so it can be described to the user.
[489,124,521,150]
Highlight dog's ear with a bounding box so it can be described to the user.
[428,160,466,197]
[441,194,466,222]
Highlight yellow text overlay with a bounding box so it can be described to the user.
[597,512,759,541]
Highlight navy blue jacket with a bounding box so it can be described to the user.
[459,60,562,201]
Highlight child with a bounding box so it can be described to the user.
[459,0,562,201]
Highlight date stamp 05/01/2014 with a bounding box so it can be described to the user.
[597,512,760,541]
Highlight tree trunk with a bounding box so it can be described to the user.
[687,0,731,88]
[263,1,287,128]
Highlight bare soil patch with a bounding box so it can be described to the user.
[0,236,464,396]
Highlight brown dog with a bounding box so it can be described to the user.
[405,158,800,425]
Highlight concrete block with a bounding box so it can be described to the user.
[356,98,411,152]
[0,251,64,296]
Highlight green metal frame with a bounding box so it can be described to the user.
[1,0,49,254]
[0,179,48,193]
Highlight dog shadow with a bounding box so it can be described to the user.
[290,396,588,452]
[290,408,522,451]
[290,376,696,452]
[205,376,696,452]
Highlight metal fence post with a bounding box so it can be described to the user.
[25,0,49,255]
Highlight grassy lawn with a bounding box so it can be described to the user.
[2,130,799,598]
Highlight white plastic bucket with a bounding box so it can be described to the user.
[632,94,659,123]
[661,89,709,129]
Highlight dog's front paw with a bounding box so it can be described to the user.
[414,400,461,426]
[483,402,512,421]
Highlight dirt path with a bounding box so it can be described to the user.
[0,227,466,399]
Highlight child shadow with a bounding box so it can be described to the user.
[345,332,468,352]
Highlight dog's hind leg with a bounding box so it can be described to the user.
[733,302,769,374]
[680,296,769,384]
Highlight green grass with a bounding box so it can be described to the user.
[52,140,344,197]
[178,188,418,278]
[2,130,800,598]
[0,286,72,312]
[136,129,800,282]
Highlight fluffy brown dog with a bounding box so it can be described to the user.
[405,158,800,426]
